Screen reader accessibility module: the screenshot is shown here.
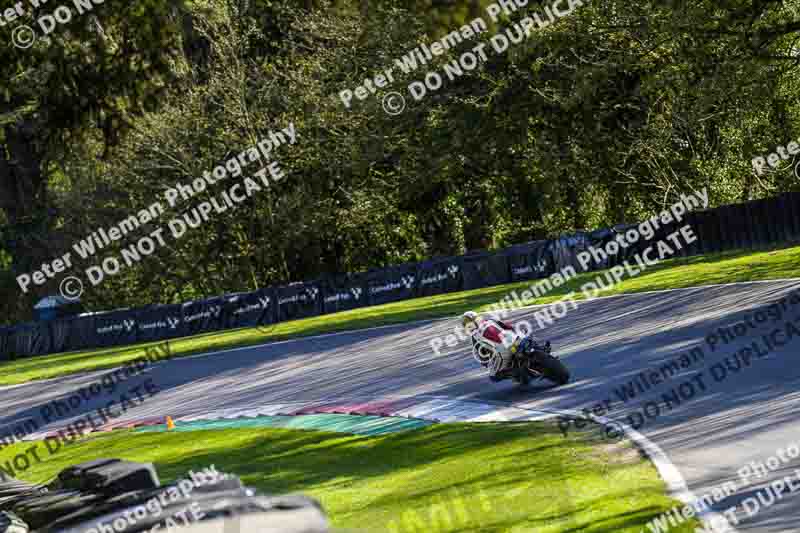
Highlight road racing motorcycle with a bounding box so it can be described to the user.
[500,336,570,387]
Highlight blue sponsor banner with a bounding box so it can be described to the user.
[506,241,552,282]
[416,258,463,297]
[91,310,139,347]
[136,304,185,342]
[461,251,510,290]
[224,290,275,329]
[365,265,418,306]
[321,274,368,314]
[276,283,322,323]
[182,297,225,335]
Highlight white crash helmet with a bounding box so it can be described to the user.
[461,311,481,333]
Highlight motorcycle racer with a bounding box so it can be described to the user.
[462,311,553,383]
[461,311,523,382]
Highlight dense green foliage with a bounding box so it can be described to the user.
[2,0,800,323]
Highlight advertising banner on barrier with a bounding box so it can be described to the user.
[506,241,552,282]
[276,283,322,323]
[182,297,225,335]
[728,202,750,250]
[65,314,99,352]
[10,323,52,357]
[603,224,645,265]
[782,192,800,241]
[365,265,418,306]
[136,304,185,342]
[461,251,510,290]
[583,228,616,270]
[10,326,31,359]
[416,258,463,297]
[223,290,275,329]
[320,274,369,314]
[93,310,139,347]
[549,232,593,272]
[49,319,72,354]
[0,327,10,361]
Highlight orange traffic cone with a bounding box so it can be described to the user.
[166,416,176,430]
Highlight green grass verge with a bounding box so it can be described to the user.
[0,423,699,532]
[3,244,800,386]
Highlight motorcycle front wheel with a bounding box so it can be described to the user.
[530,354,570,385]
[516,363,531,386]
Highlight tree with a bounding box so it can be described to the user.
[0,0,187,320]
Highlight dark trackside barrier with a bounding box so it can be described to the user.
[4,192,800,360]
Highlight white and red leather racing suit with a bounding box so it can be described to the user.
[470,318,520,379]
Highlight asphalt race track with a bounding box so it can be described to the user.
[2,280,800,532]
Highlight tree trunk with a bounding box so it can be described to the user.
[0,119,54,317]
